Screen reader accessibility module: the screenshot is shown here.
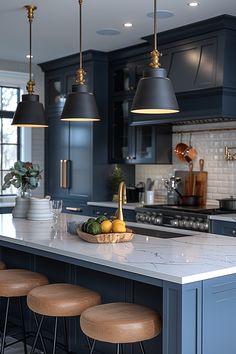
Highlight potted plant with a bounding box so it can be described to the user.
[2,161,43,218]
[108,165,125,202]
[2,161,42,197]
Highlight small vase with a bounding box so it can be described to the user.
[12,188,31,218]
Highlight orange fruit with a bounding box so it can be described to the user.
[101,220,112,233]
[112,219,126,233]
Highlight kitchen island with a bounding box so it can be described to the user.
[0,214,236,354]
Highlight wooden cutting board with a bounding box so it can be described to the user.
[195,159,208,206]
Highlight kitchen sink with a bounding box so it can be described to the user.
[131,226,190,239]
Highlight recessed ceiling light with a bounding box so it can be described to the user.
[123,22,133,28]
[188,2,199,7]
[26,54,33,59]
[96,28,120,36]
[147,10,174,19]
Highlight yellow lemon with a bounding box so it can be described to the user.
[101,220,112,233]
[112,219,126,233]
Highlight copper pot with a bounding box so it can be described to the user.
[175,142,188,161]
[183,133,198,163]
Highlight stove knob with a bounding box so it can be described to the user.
[171,219,179,227]
[183,217,190,228]
[192,220,199,230]
[154,216,162,225]
[178,219,184,228]
[150,215,156,223]
[199,222,209,232]
[136,213,141,222]
[139,214,146,222]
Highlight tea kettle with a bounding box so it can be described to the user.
[163,176,181,205]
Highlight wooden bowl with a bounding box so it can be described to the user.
[77,228,134,243]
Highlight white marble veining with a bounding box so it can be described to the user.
[2,214,236,285]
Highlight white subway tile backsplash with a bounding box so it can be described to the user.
[135,121,236,203]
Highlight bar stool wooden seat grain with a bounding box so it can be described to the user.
[27,283,102,354]
[0,269,48,354]
[0,261,6,270]
[80,302,162,354]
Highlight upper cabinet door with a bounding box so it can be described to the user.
[160,37,218,92]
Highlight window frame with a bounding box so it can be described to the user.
[0,85,21,195]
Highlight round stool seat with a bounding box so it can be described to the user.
[80,302,162,344]
[0,269,48,297]
[0,261,6,270]
[27,283,102,317]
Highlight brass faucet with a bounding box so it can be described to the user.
[115,181,127,221]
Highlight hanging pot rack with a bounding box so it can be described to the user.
[173,127,236,134]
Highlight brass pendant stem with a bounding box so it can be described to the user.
[79,0,83,71]
[149,49,161,68]
[24,5,37,94]
[75,68,86,85]
[149,0,161,68]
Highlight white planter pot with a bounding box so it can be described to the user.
[12,197,30,218]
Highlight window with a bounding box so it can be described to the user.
[0,86,20,195]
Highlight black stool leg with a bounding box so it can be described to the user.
[89,339,96,354]
[52,317,58,354]
[19,297,28,354]
[32,313,47,354]
[63,317,69,352]
[86,336,92,351]
[0,297,10,354]
[30,315,44,354]
[139,341,146,354]
[116,343,120,354]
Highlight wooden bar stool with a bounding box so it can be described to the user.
[27,283,102,354]
[80,302,162,354]
[0,261,6,270]
[0,269,48,354]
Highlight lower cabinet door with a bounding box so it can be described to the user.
[211,220,236,236]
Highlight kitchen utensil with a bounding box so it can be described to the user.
[174,188,200,206]
[183,132,198,163]
[186,161,195,195]
[196,159,208,205]
[174,133,188,162]
[218,196,236,210]
[146,178,152,191]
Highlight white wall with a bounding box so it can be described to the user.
[135,121,236,204]
[0,59,45,196]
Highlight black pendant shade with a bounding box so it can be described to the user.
[61,84,100,122]
[131,0,179,115]
[12,5,47,128]
[60,0,100,122]
[12,94,48,127]
[131,67,179,114]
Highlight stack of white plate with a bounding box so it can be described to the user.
[27,197,53,221]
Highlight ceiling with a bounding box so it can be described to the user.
[0,0,236,64]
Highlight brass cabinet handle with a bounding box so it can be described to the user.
[66,207,82,212]
[60,160,70,189]
[60,160,64,188]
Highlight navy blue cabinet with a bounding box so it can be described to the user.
[109,55,172,164]
[87,205,136,222]
[211,220,236,236]
[40,51,109,211]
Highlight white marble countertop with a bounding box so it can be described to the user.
[209,214,236,222]
[2,213,236,285]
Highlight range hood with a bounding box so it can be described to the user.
[131,15,236,126]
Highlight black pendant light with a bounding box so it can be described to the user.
[61,0,100,122]
[12,5,48,128]
[131,0,179,114]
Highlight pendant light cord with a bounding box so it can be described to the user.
[29,12,32,84]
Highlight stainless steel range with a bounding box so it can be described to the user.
[135,205,231,232]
